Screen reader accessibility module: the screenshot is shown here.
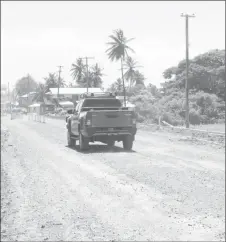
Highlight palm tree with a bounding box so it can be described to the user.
[114,78,123,92]
[108,78,123,94]
[106,29,134,106]
[32,83,47,103]
[134,70,146,86]
[44,73,58,90]
[124,56,142,90]
[59,77,66,88]
[67,81,74,88]
[90,63,104,88]
[70,58,85,87]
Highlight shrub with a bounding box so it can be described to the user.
[128,85,224,126]
[199,115,208,124]
[162,112,184,126]
[136,113,145,122]
[189,109,201,125]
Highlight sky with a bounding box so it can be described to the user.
[1,1,225,90]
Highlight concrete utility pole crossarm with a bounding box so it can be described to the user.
[80,57,95,93]
[181,13,195,129]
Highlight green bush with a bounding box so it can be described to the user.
[128,85,224,126]
[189,109,201,125]
[161,112,184,126]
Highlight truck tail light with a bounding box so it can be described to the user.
[85,119,91,126]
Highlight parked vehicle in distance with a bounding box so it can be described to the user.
[66,92,137,151]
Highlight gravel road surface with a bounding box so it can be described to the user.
[1,115,225,241]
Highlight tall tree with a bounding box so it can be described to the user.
[108,78,123,93]
[15,74,38,96]
[147,83,161,98]
[106,29,134,105]
[90,63,104,87]
[115,78,123,92]
[44,72,66,90]
[32,83,47,103]
[134,70,145,86]
[70,60,104,88]
[124,56,142,90]
[162,49,225,99]
[70,58,86,87]
[44,73,58,89]
[58,77,66,88]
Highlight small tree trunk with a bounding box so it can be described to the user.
[121,57,126,107]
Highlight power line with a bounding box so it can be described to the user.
[80,57,95,93]
[181,13,195,128]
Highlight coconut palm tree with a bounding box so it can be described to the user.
[70,58,86,87]
[124,56,142,90]
[106,29,134,106]
[32,83,48,103]
[134,70,146,86]
[59,77,66,88]
[114,78,123,92]
[108,78,123,94]
[44,73,58,90]
[90,63,104,88]
[44,72,65,93]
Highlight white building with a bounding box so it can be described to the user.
[47,88,103,102]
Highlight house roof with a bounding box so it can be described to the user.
[29,103,41,108]
[59,101,74,107]
[20,92,37,98]
[49,88,103,95]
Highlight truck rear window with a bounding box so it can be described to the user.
[83,99,122,107]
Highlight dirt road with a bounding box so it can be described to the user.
[1,115,225,241]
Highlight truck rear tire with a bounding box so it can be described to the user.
[67,131,75,147]
[79,133,89,151]
[123,135,133,150]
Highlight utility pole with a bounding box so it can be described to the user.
[57,65,63,106]
[80,57,95,93]
[181,13,195,128]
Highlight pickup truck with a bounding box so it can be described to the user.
[66,93,137,151]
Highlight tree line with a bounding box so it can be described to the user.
[13,29,146,102]
[12,28,225,126]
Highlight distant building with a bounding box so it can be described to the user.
[47,88,103,103]
[18,92,37,107]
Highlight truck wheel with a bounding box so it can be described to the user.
[123,135,133,150]
[107,140,115,147]
[67,131,75,147]
[79,133,89,151]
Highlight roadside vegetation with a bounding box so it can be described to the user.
[7,29,225,128]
